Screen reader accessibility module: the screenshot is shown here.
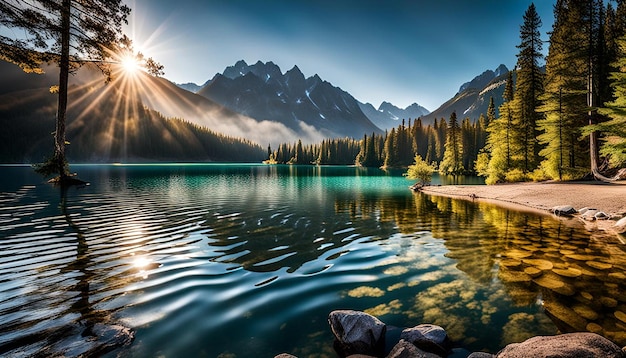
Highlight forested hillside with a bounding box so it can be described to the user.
[0,62,265,163]
[268,1,626,184]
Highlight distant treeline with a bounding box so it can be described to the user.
[266,113,487,174]
[0,90,266,163]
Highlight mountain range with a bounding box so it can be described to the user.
[196,60,383,138]
[1,57,512,163]
[183,60,509,130]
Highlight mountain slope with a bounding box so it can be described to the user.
[358,101,430,130]
[197,60,383,139]
[0,60,270,163]
[422,64,510,123]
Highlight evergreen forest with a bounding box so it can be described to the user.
[267,1,626,184]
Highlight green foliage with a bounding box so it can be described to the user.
[504,169,529,183]
[405,155,434,185]
[474,151,490,178]
[585,35,626,167]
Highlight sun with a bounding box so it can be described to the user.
[120,54,141,75]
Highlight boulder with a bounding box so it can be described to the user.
[551,205,577,216]
[468,353,495,358]
[614,216,626,234]
[274,354,298,358]
[578,207,595,215]
[328,310,386,357]
[594,211,609,220]
[494,332,625,358]
[399,324,451,356]
[581,209,599,221]
[386,339,441,358]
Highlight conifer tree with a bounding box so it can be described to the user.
[583,34,626,168]
[484,71,516,183]
[0,0,160,182]
[511,3,545,173]
[538,0,593,179]
[383,128,397,168]
[439,112,464,176]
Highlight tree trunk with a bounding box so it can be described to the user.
[55,0,71,180]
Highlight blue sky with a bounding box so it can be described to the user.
[125,0,556,111]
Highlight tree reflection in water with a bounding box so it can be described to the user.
[337,191,626,349]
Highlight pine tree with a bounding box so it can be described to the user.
[485,71,517,183]
[538,0,593,180]
[511,3,545,173]
[383,128,397,168]
[0,0,160,182]
[439,112,464,176]
[583,34,626,168]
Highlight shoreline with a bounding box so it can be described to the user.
[418,181,626,237]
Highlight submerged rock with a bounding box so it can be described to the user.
[328,310,386,357]
[494,332,625,357]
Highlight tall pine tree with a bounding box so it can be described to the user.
[511,3,545,173]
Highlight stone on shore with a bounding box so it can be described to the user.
[328,310,386,357]
[399,324,451,356]
[551,205,577,216]
[614,216,626,234]
[494,332,626,358]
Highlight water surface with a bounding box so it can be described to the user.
[0,164,624,357]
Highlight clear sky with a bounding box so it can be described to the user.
[124,0,556,111]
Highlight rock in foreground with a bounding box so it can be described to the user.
[494,332,625,358]
[328,310,386,357]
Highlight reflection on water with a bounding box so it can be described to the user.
[0,164,624,357]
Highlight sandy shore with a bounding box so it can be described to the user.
[419,181,626,235]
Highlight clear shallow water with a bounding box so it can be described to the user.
[0,164,625,357]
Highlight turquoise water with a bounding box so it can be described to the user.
[0,164,624,357]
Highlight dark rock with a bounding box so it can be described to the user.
[468,353,495,358]
[346,355,378,358]
[400,324,451,356]
[494,332,625,358]
[594,211,609,220]
[329,310,387,357]
[386,339,442,358]
[551,205,577,216]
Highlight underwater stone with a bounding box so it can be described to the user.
[543,300,588,331]
[523,259,554,271]
[523,267,542,278]
[552,267,582,278]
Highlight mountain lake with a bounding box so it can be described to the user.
[1,164,625,357]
